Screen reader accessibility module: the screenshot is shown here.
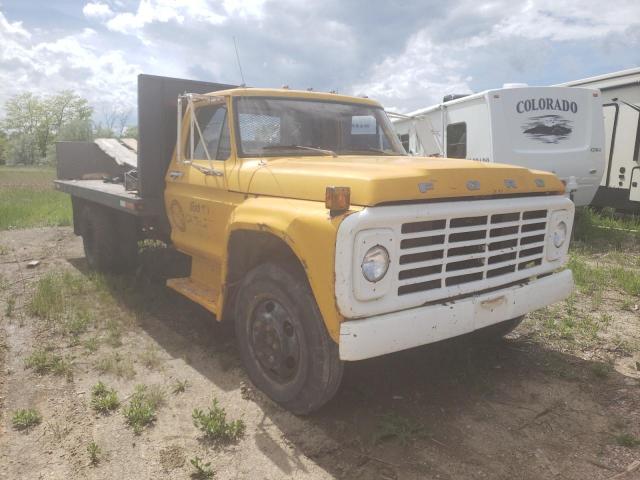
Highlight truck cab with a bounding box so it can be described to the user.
[55,76,575,414]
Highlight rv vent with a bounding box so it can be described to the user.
[442,94,470,103]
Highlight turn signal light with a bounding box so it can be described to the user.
[325,186,350,213]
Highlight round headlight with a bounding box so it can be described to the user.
[553,221,567,248]
[361,245,390,283]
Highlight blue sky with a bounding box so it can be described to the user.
[0,0,639,119]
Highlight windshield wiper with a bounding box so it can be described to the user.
[261,144,337,157]
[342,147,395,155]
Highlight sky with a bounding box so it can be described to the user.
[0,0,639,121]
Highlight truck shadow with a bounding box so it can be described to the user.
[68,250,639,480]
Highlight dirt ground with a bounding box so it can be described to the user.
[1,226,639,480]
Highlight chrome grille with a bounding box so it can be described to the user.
[397,209,548,296]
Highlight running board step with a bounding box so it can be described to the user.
[166,277,217,314]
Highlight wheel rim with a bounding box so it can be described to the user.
[249,298,301,384]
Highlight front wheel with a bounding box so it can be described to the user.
[234,263,343,415]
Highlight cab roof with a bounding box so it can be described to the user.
[201,87,383,107]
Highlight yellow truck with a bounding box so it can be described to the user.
[55,75,574,414]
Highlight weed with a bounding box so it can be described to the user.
[5,297,15,317]
[83,336,99,354]
[374,412,424,445]
[138,347,162,370]
[87,441,102,466]
[47,422,70,441]
[25,347,72,379]
[105,319,123,347]
[192,399,245,443]
[65,309,93,338]
[95,352,135,379]
[190,456,214,479]
[12,408,42,430]
[621,298,636,311]
[615,433,640,448]
[172,379,189,394]
[91,381,120,414]
[0,244,9,255]
[122,384,163,434]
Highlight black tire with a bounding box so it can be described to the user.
[80,205,138,273]
[474,316,524,342]
[234,262,343,415]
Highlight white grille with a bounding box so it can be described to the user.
[397,209,547,296]
[334,195,574,319]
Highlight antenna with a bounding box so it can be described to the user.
[233,36,246,87]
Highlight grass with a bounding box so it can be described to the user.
[190,456,214,479]
[192,399,245,443]
[12,408,42,430]
[138,346,163,370]
[95,352,136,379]
[172,379,189,394]
[87,441,102,466]
[573,207,640,251]
[615,433,640,448]
[25,347,73,379]
[0,166,71,230]
[5,297,15,317]
[28,271,89,321]
[122,384,164,434]
[91,381,120,414]
[83,336,100,354]
[374,412,425,445]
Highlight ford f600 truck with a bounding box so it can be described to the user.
[55,75,574,414]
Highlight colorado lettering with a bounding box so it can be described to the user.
[516,98,578,114]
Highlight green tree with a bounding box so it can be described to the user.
[123,125,138,139]
[2,91,93,164]
[0,130,7,165]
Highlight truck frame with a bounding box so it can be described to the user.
[55,74,575,414]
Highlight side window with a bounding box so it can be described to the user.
[446,122,466,158]
[399,134,410,152]
[184,105,230,161]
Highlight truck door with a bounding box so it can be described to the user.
[166,97,242,290]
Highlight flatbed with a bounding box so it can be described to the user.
[54,179,161,216]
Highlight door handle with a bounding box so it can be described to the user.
[169,171,183,180]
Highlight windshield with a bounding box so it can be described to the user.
[234,96,406,157]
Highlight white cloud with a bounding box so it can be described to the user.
[354,0,640,111]
[105,0,226,40]
[0,11,139,113]
[82,2,114,20]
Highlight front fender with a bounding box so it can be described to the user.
[223,197,361,342]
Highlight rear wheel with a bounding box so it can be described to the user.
[234,263,343,415]
[80,204,138,273]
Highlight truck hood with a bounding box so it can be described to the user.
[238,155,564,206]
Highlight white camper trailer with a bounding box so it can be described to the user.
[557,68,640,211]
[393,86,605,206]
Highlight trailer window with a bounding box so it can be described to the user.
[185,104,231,161]
[446,122,466,158]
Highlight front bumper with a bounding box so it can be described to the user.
[338,269,573,361]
